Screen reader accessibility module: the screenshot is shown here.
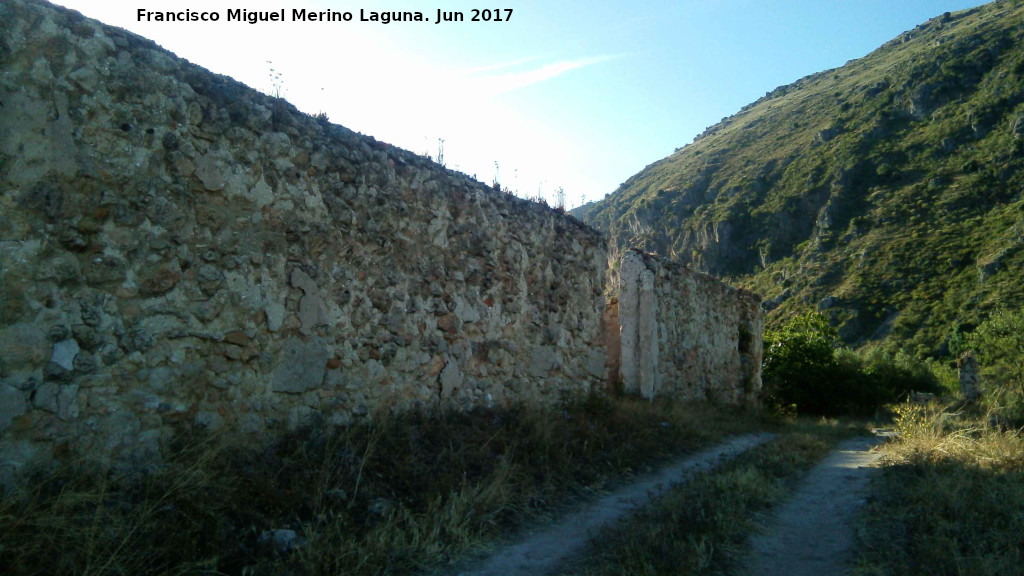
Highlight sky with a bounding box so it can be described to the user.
[52,0,992,209]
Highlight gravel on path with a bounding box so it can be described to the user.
[734,433,888,576]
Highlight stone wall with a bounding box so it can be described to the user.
[615,250,762,404]
[0,0,610,485]
[0,0,763,488]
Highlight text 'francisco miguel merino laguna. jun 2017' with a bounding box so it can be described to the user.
[136,8,514,25]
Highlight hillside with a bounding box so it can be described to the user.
[577,1,1024,356]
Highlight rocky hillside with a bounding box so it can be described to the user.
[578,1,1024,356]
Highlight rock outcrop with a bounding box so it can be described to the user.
[958,351,982,402]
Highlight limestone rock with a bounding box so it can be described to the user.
[223,331,251,347]
[272,338,329,394]
[69,67,99,92]
[50,339,80,371]
[146,366,177,391]
[138,262,181,296]
[189,298,224,322]
[0,386,27,432]
[194,154,226,191]
[265,303,286,332]
[84,255,127,285]
[528,346,558,378]
[248,178,274,208]
[196,265,225,296]
[297,293,329,335]
[290,268,330,335]
[36,254,81,284]
[32,382,79,420]
[439,359,463,398]
[0,323,51,374]
[958,351,982,402]
[454,296,481,323]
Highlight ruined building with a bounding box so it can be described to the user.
[0,0,762,487]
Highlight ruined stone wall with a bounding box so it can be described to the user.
[616,250,762,404]
[0,0,609,485]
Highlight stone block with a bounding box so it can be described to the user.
[194,154,226,191]
[528,346,558,378]
[440,359,463,398]
[50,339,80,371]
[0,323,51,374]
[272,337,329,394]
[265,303,286,332]
[32,382,79,421]
[0,386,27,432]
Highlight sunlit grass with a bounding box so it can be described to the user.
[854,401,1024,576]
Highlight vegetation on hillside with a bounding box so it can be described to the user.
[577,1,1024,357]
[761,313,947,416]
[956,307,1024,421]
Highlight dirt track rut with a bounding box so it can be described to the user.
[448,433,775,576]
[734,434,886,576]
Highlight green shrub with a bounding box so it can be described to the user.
[964,308,1024,420]
[761,313,849,415]
[859,347,946,403]
[762,313,942,416]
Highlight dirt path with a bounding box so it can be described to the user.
[734,433,888,576]
[447,433,775,576]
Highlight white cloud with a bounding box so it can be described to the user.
[467,55,620,95]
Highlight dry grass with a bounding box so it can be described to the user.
[0,394,764,576]
[854,402,1024,576]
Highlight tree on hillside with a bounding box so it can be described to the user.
[762,312,941,415]
[965,309,1024,418]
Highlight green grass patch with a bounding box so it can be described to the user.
[557,420,864,576]
[854,402,1024,576]
[0,394,764,576]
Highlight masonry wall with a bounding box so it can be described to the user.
[0,0,610,486]
[0,0,765,489]
[616,250,763,404]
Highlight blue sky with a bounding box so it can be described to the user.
[54,0,991,208]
